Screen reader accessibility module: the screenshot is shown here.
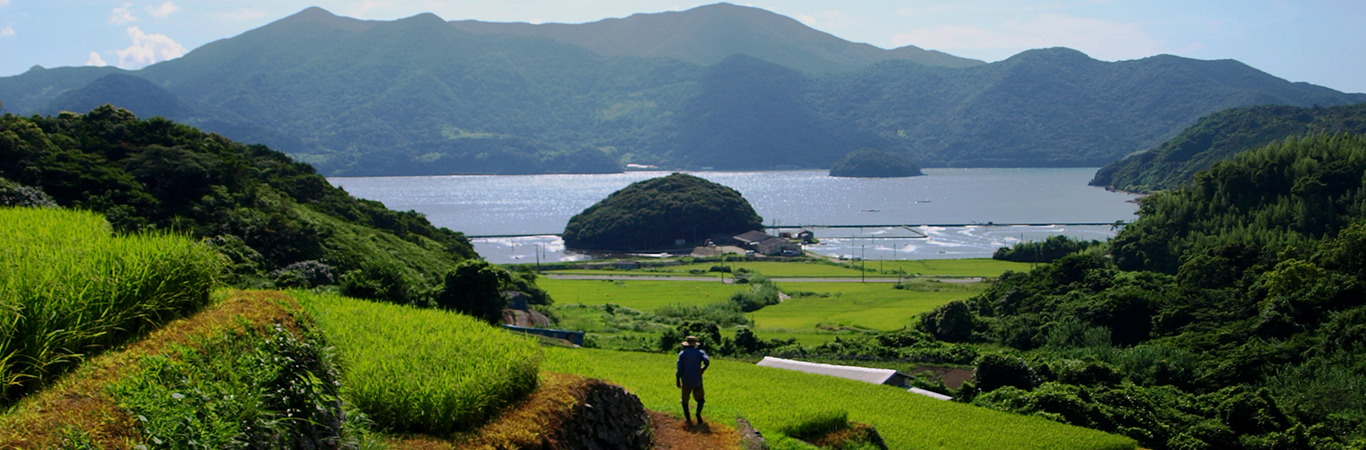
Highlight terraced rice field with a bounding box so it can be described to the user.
[543,347,1136,450]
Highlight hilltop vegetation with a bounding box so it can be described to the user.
[1093,103,1366,192]
[0,106,489,301]
[562,173,763,251]
[828,148,923,177]
[924,133,1366,449]
[1,7,1361,174]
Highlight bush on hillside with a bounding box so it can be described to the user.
[435,260,511,324]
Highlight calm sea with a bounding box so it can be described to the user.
[328,168,1141,264]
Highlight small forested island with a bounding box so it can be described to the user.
[828,148,923,178]
[562,173,763,251]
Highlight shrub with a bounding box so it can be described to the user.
[975,354,1037,393]
[339,259,424,306]
[435,259,511,324]
[920,300,975,342]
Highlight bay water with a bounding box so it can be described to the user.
[328,168,1141,264]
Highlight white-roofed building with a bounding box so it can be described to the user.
[756,356,953,401]
[756,356,910,386]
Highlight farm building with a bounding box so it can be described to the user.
[733,230,773,247]
[757,237,802,256]
[757,357,953,401]
[756,357,910,386]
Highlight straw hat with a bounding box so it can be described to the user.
[683,335,699,347]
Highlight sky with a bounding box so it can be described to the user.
[1,0,1363,94]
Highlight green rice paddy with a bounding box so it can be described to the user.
[543,347,1135,450]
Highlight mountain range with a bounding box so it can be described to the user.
[1,3,1362,175]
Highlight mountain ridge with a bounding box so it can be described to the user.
[1,4,1363,175]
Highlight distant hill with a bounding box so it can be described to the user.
[829,148,922,177]
[448,2,983,73]
[1092,103,1366,192]
[2,5,1363,175]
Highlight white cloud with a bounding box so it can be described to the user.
[213,8,267,22]
[87,51,108,66]
[795,14,817,26]
[891,14,1164,61]
[0,26,13,37]
[146,1,182,19]
[0,0,10,7]
[109,3,139,25]
[115,26,186,69]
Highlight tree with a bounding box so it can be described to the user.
[435,260,510,324]
[920,300,975,342]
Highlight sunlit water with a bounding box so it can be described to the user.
[328,168,1140,264]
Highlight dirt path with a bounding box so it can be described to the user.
[649,412,741,450]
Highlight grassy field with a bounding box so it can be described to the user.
[538,275,988,346]
[871,259,1033,277]
[0,208,221,403]
[547,258,1032,278]
[297,292,542,434]
[751,280,988,344]
[538,278,749,310]
[542,347,1136,450]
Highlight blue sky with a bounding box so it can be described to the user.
[1,1,1363,93]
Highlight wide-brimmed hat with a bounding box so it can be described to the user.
[683,335,699,347]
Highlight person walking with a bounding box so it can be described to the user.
[676,335,711,425]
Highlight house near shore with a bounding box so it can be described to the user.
[733,230,772,247]
[732,231,803,256]
[756,356,951,401]
[757,237,802,256]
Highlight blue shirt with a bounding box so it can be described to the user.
[676,347,710,389]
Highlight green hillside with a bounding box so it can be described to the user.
[829,148,923,177]
[1092,103,1366,192]
[0,106,475,295]
[935,133,1366,449]
[562,173,763,251]
[2,7,1362,175]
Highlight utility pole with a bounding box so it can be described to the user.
[861,244,866,283]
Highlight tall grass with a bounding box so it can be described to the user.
[296,292,542,435]
[0,208,220,403]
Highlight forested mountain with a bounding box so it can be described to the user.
[447,2,983,73]
[1,5,1362,175]
[1092,103,1366,192]
[933,133,1366,449]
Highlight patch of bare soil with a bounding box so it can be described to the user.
[649,411,741,450]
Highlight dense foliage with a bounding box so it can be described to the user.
[1093,103,1366,192]
[0,107,480,296]
[937,133,1366,449]
[0,208,220,404]
[562,173,763,251]
[2,10,1360,174]
[110,317,343,448]
[993,235,1105,263]
[828,148,923,178]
